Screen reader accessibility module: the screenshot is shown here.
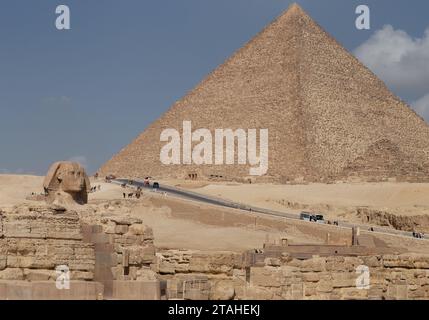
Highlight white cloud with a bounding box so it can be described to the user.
[68,156,89,170]
[413,94,429,121]
[354,25,429,98]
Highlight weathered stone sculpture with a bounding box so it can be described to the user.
[43,161,91,206]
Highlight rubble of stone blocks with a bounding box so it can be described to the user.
[82,214,157,282]
[0,205,95,282]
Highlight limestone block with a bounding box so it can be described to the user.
[159,261,176,275]
[281,283,304,300]
[114,225,129,235]
[104,222,116,234]
[23,269,54,281]
[302,272,321,283]
[386,284,409,300]
[210,280,235,300]
[141,246,156,264]
[331,273,358,288]
[303,283,317,297]
[264,258,281,267]
[368,285,385,300]
[361,255,382,268]
[110,266,122,280]
[111,280,160,300]
[239,286,275,300]
[0,268,24,280]
[7,256,36,269]
[3,206,82,240]
[113,234,141,246]
[128,247,143,265]
[31,281,103,300]
[128,224,146,236]
[174,263,190,273]
[250,267,282,288]
[316,280,333,293]
[136,268,157,281]
[109,216,142,226]
[338,288,368,300]
[408,287,426,299]
[129,266,138,280]
[142,227,154,241]
[326,256,361,272]
[70,271,94,281]
[188,253,241,274]
[301,257,326,272]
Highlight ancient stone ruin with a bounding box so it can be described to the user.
[43,161,91,206]
[0,204,101,299]
[0,204,160,300]
[1,202,429,300]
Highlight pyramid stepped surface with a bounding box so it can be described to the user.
[100,4,429,183]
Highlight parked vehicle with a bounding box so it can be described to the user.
[153,182,160,190]
[300,212,312,221]
[315,214,325,224]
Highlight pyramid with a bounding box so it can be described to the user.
[99,3,429,183]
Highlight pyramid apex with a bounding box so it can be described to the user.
[279,3,311,22]
[287,3,305,14]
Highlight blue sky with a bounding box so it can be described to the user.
[0,0,428,175]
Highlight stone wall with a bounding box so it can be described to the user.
[82,215,157,299]
[0,205,95,282]
[154,250,242,300]
[154,250,429,300]
[239,254,429,300]
[0,205,161,300]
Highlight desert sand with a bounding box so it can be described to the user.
[0,175,44,208]
[167,180,429,220]
[2,174,429,254]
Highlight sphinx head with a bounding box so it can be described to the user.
[43,161,91,205]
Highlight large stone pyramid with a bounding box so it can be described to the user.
[100,3,429,183]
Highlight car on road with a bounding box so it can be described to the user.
[300,212,312,221]
[105,174,116,182]
[302,213,325,223]
[153,182,160,190]
[315,214,325,224]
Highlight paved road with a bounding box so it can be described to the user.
[113,178,427,241]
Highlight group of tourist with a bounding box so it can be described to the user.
[413,231,425,239]
[122,185,143,199]
[90,185,101,193]
[122,191,142,199]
